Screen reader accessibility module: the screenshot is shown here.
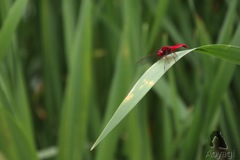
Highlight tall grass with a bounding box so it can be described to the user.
[0,0,239,160]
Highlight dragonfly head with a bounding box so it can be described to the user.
[157,47,168,57]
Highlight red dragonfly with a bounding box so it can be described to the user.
[137,44,188,67]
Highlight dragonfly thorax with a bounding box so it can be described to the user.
[157,46,171,57]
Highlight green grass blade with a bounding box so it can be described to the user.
[195,15,212,44]
[62,0,77,64]
[222,94,240,151]
[148,0,169,49]
[217,0,237,43]
[0,108,38,160]
[58,0,93,159]
[95,0,141,158]
[91,48,194,150]
[94,39,133,160]
[0,0,27,60]
[196,45,240,64]
[163,19,186,44]
[39,0,63,145]
[91,44,240,150]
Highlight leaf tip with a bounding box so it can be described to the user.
[90,143,96,151]
[90,146,94,151]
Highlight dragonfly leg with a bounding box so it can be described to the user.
[174,51,178,59]
[171,51,178,62]
[163,56,170,70]
[165,55,171,63]
[164,59,167,70]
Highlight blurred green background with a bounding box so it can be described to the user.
[0,0,239,159]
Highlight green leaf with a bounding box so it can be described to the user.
[58,0,93,159]
[0,0,28,60]
[0,108,38,160]
[91,44,240,150]
[90,48,194,150]
[196,44,240,64]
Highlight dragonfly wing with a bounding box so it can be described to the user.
[136,54,159,65]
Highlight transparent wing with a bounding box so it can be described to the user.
[136,53,159,65]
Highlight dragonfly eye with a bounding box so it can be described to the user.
[157,50,163,56]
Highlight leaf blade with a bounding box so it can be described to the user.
[196,44,240,64]
[91,44,240,150]
[90,48,194,150]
